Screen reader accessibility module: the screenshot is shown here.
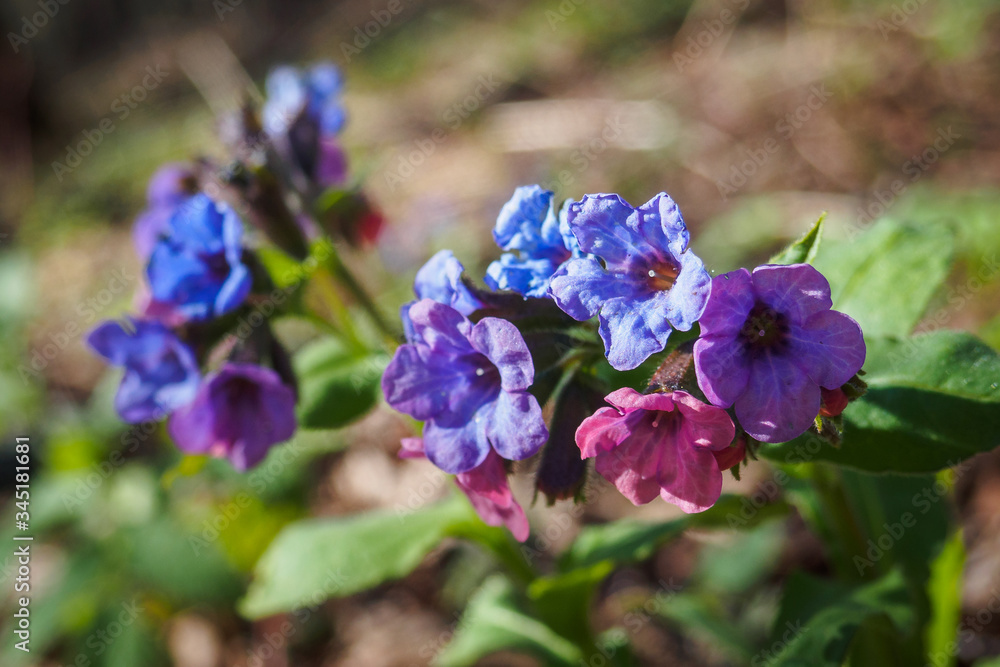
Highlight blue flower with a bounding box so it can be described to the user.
[485,186,580,298]
[263,63,348,187]
[382,299,548,474]
[132,163,198,260]
[146,194,252,321]
[401,250,483,342]
[87,319,200,423]
[548,192,712,371]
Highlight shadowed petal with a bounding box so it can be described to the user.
[456,450,530,542]
[693,335,750,407]
[672,391,736,451]
[423,410,491,474]
[599,295,673,371]
[752,264,833,324]
[735,353,821,443]
[789,310,866,388]
[657,445,724,514]
[486,390,548,461]
[594,453,661,505]
[699,269,754,338]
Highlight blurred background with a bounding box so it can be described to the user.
[1,0,1000,665]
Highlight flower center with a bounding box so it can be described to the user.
[740,302,789,351]
[646,260,679,291]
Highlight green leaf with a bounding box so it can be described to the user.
[924,531,965,667]
[240,495,470,619]
[769,213,825,265]
[658,593,756,662]
[814,219,955,337]
[436,576,583,667]
[767,569,917,666]
[560,495,792,570]
[762,331,1000,473]
[527,562,614,650]
[293,337,388,429]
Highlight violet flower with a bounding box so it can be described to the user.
[693,264,866,443]
[548,193,712,371]
[485,186,579,298]
[87,319,200,423]
[400,438,529,542]
[576,388,735,513]
[168,363,297,470]
[381,299,548,474]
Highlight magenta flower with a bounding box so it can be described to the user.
[693,264,866,443]
[168,363,297,470]
[400,438,529,542]
[381,299,548,474]
[576,388,735,513]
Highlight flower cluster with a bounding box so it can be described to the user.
[88,169,298,470]
[383,186,865,539]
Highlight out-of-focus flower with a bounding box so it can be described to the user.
[382,299,548,474]
[87,319,200,423]
[132,163,199,260]
[168,363,297,470]
[400,250,483,342]
[315,190,385,247]
[146,194,252,321]
[263,63,348,189]
[693,264,866,443]
[548,193,712,371]
[400,438,529,541]
[485,186,579,298]
[576,388,735,513]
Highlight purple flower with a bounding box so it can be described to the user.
[87,319,200,423]
[168,363,297,470]
[132,164,199,260]
[382,299,548,474]
[576,388,735,513]
[548,193,712,371]
[485,186,579,298]
[401,250,483,342]
[263,63,348,188]
[146,194,252,322]
[693,264,866,443]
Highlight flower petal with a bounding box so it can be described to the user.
[566,194,646,266]
[735,353,821,443]
[660,248,713,331]
[598,294,672,371]
[671,391,736,451]
[699,269,755,338]
[576,406,632,458]
[405,299,475,357]
[594,452,661,505]
[486,390,548,461]
[469,317,534,391]
[693,335,750,407]
[548,256,634,321]
[423,409,491,474]
[657,445,724,514]
[789,310,866,388]
[634,192,690,259]
[381,344,478,421]
[456,450,530,542]
[751,264,833,325]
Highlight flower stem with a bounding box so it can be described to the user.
[323,245,400,348]
[808,463,873,581]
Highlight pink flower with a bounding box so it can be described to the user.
[576,388,735,513]
[399,438,529,542]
